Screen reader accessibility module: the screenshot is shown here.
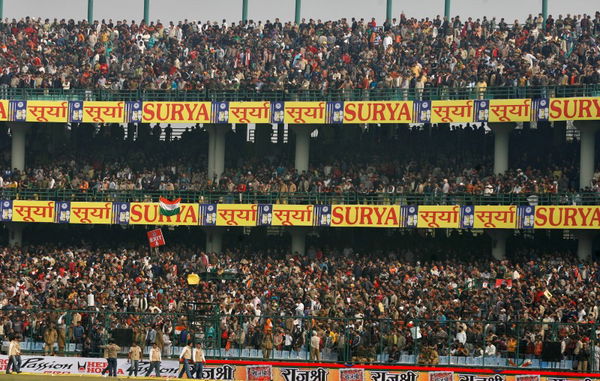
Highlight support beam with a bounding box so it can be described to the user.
[87,0,94,24]
[386,0,392,23]
[488,230,509,260]
[10,122,27,172]
[295,0,301,25]
[8,224,23,247]
[143,0,150,24]
[489,123,515,175]
[207,125,227,182]
[542,0,548,29]
[290,228,307,256]
[576,231,595,261]
[444,0,451,20]
[242,0,248,23]
[294,126,312,173]
[575,121,598,190]
[205,229,223,254]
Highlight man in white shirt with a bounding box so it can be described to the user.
[310,332,321,361]
[145,343,161,377]
[485,342,497,357]
[6,336,22,374]
[193,342,206,379]
[178,342,193,379]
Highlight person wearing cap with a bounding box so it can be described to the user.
[145,343,162,377]
[192,342,206,379]
[178,341,193,378]
[6,336,22,374]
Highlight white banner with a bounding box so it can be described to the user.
[0,355,235,379]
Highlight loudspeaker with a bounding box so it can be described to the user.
[542,342,561,362]
[112,329,133,347]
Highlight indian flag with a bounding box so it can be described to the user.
[159,197,181,217]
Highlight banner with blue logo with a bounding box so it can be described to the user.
[517,205,535,229]
[9,101,27,122]
[326,102,344,124]
[532,98,550,122]
[112,202,130,225]
[55,201,71,223]
[474,100,490,122]
[0,200,12,222]
[200,204,217,226]
[257,204,273,226]
[125,101,143,123]
[271,101,285,124]
[401,206,419,228]
[314,205,331,226]
[212,102,229,123]
[68,101,84,123]
[413,101,431,123]
[460,206,475,229]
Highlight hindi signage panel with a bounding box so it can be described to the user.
[26,101,68,123]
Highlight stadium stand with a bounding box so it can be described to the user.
[0,9,599,376]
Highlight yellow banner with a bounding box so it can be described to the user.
[473,205,517,229]
[0,100,8,121]
[417,206,460,228]
[284,102,325,124]
[343,101,413,123]
[70,202,112,224]
[82,101,124,123]
[431,100,473,123]
[330,205,400,227]
[534,206,600,229]
[142,101,211,123]
[216,204,257,226]
[26,101,68,123]
[229,101,271,124]
[12,200,55,223]
[549,97,600,121]
[129,203,199,226]
[272,205,313,226]
[489,99,531,122]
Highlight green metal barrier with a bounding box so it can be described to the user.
[1,188,599,205]
[1,308,598,371]
[1,85,599,102]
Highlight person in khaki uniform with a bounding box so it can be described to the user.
[261,331,274,359]
[100,341,121,377]
[128,343,142,377]
[43,324,58,355]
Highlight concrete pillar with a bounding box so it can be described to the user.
[488,230,509,260]
[576,231,595,262]
[290,228,307,256]
[575,121,598,190]
[8,224,23,247]
[207,125,227,182]
[9,122,28,171]
[205,229,223,254]
[489,123,515,175]
[294,126,313,173]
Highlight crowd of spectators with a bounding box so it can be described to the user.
[0,238,598,369]
[0,11,598,93]
[0,122,592,196]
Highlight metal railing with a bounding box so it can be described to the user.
[1,308,598,371]
[0,85,599,102]
[1,188,599,205]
